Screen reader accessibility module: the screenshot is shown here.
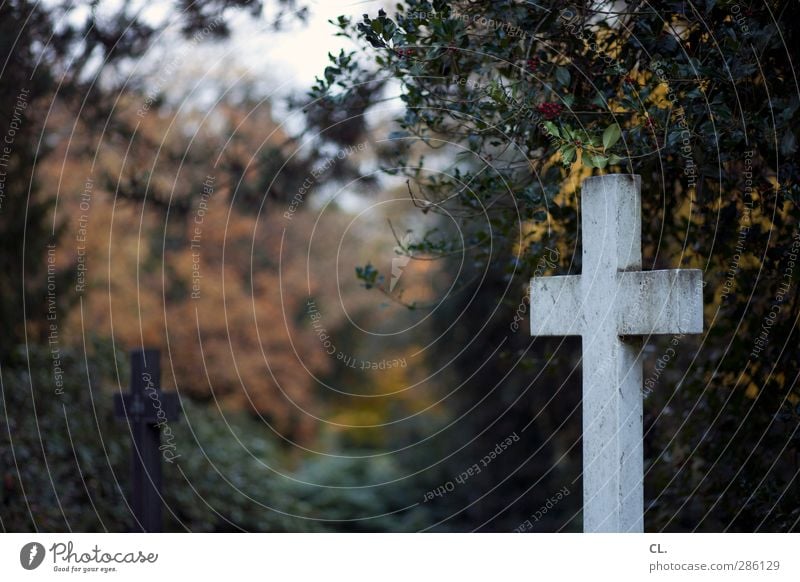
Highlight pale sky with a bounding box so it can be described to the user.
[243,0,388,89]
[120,0,404,211]
[203,0,393,96]
[77,0,390,94]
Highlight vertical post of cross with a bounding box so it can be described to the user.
[131,349,161,532]
[579,175,644,533]
[114,349,180,532]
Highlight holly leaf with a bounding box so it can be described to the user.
[602,123,621,150]
[543,121,560,138]
[555,66,571,87]
[780,130,797,156]
[561,145,576,165]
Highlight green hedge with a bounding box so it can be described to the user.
[1,343,428,532]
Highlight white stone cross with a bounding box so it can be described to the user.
[530,174,703,532]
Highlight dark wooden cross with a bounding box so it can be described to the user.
[113,349,180,532]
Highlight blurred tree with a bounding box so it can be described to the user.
[0,0,306,362]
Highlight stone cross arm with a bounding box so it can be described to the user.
[530,268,703,337]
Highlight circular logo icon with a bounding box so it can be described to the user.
[20,542,46,570]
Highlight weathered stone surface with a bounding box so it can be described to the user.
[617,270,704,336]
[529,174,704,533]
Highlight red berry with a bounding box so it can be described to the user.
[536,102,563,120]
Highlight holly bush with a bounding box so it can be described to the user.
[306,0,800,530]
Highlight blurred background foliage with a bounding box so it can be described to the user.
[0,344,430,531]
